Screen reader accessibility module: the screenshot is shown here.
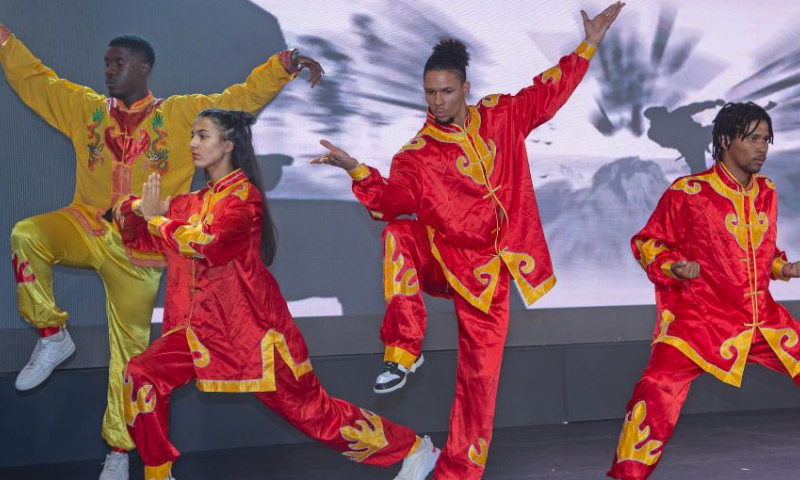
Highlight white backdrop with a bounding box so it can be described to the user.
[246,0,800,314]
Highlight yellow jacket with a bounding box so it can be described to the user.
[0,36,294,265]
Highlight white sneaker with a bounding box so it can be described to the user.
[394,436,440,480]
[374,354,424,394]
[15,328,76,391]
[99,452,129,480]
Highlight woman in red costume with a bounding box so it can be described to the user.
[115,109,439,480]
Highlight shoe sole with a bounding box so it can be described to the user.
[373,354,424,395]
[15,341,76,391]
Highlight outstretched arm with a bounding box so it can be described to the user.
[165,48,324,122]
[506,2,624,136]
[311,140,421,221]
[0,23,99,136]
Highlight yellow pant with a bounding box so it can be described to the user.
[11,209,161,449]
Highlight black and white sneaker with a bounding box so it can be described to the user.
[373,354,424,394]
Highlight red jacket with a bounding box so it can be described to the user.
[349,42,596,312]
[633,162,800,386]
[116,169,312,392]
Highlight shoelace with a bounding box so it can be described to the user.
[26,339,48,367]
[381,362,401,373]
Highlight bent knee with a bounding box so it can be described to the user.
[10,218,43,247]
[124,355,154,384]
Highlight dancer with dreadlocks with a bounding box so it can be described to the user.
[312,3,624,479]
[608,101,800,480]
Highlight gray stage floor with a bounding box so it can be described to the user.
[4,408,800,479]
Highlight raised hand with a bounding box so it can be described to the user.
[581,1,625,47]
[295,54,325,88]
[310,139,360,171]
[670,260,700,280]
[141,172,172,221]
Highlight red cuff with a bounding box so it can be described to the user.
[278,49,300,77]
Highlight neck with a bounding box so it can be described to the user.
[720,158,751,188]
[207,162,235,186]
[116,87,149,109]
[454,103,468,127]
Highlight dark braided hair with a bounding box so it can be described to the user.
[108,34,155,69]
[424,38,470,83]
[197,109,278,266]
[711,102,773,162]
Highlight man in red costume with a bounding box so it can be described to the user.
[313,4,624,479]
[608,102,800,480]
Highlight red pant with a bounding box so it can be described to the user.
[381,220,510,480]
[124,327,417,475]
[608,330,800,480]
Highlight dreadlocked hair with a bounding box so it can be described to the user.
[424,38,470,83]
[711,102,773,162]
[197,109,278,266]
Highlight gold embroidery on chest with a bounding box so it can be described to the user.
[674,173,769,252]
[422,106,496,185]
[706,177,768,251]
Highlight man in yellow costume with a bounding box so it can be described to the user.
[0,24,323,480]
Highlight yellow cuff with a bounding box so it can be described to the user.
[384,346,417,371]
[131,199,144,217]
[406,435,422,457]
[147,216,168,238]
[773,258,790,281]
[661,261,677,279]
[144,461,173,480]
[575,41,597,61]
[348,163,371,181]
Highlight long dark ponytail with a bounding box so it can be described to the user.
[197,109,277,266]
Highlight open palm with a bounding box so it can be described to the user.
[582,2,625,47]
